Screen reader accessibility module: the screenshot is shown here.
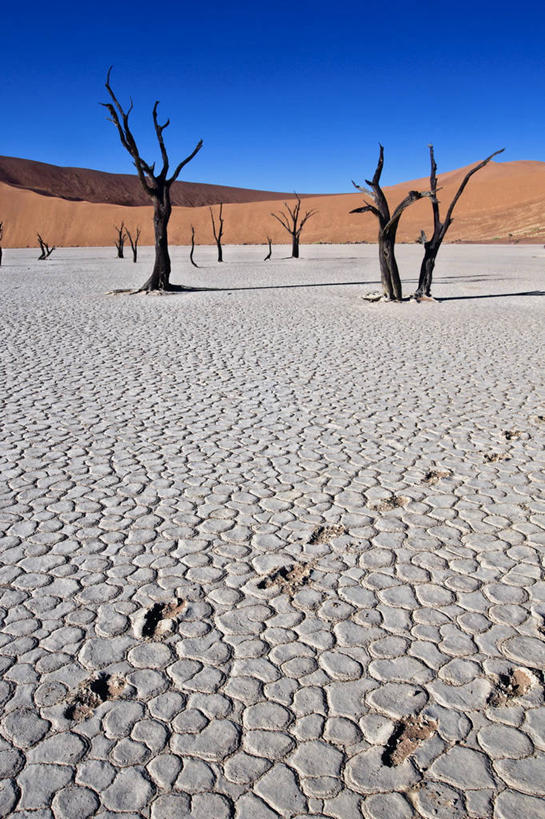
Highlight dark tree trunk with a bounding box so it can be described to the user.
[378,235,395,300]
[0,247,2,267]
[292,236,299,258]
[264,237,272,261]
[210,204,224,263]
[115,222,125,258]
[415,243,437,298]
[125,226,140,263]
[139,199,172,291]
[190,225,198,267]
[37,234,55,260]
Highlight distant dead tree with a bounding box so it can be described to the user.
[264,236,272,261]
[0,222,3,266]
[416,230,427,245]
[114,222,126,258]
[209,203,224,262]
[125,226,141,263]
[102,67,203,291]
[271,194,316,258]
[37,234,55,260]
[413,145,504,299]
[350,145,430,301]
[190,225,198,267]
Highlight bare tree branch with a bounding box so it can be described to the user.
[414,145,505,298]
[442,148,505,237]
[102,68,204,291]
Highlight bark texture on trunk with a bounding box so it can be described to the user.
[140,200,172,291]
[415,245,437,298]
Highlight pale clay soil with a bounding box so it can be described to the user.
[0,243,544,818]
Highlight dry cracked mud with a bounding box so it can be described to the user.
[1,245,544,818]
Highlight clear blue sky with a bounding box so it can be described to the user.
[2,0,544,192]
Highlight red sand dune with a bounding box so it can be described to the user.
[1,155,545,247]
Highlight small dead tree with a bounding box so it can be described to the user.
[264,236,272,261]
[414,146,504,299]
[271,194,316,258]
[114,222,126,258]
[37,234,55,260]
[190,225,198,267]
[103,67,203,291]
[209,203,224,262]
[125,227,141,263]
[0,222,3,266]
[350,145,430,301]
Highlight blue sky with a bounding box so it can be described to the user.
[2,0,544,192]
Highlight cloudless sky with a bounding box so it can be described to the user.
[2,0,544,191]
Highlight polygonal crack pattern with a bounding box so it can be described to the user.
[0,246,544,817]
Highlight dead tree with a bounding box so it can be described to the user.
[125,226,141,263]
[190,225,198,267]
[37,234,55,260]
[271,194,316,258]
[0,222,3,266]
[114,222,126,258]
[350,145,430,301]
[209,203,224,262]
[264,236,272,261]
[103,67,203,291]
[414,146,504,299]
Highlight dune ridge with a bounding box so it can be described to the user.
[1,156,545,247]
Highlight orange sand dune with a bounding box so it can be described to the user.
[1,157,545,247]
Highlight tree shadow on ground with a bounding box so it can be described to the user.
[171,280,380,293]
[438,290,545,302]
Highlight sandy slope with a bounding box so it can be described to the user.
[1,158,545,247]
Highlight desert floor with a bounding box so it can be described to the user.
[0,244,544,818]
